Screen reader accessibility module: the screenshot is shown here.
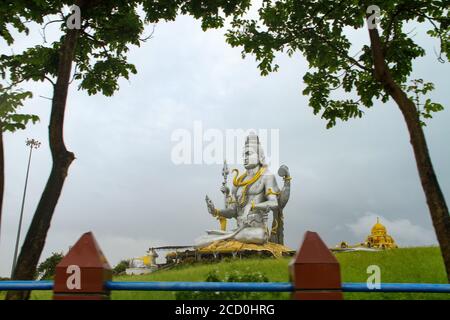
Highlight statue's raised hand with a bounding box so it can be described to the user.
[205,195,216,216]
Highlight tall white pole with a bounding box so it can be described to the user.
[11,138,40,277]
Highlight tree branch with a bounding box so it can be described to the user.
[412,10,447,63]
[41,19,64,43]
[314,32,371,72]
[44,75,56,87]
[81,30,113,59]
[140,24,156,42]
[69,63,78,84]
[382,8,403,54]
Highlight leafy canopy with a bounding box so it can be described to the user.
[226,0,449,128]
[1,0,251,97]
[175,269,281,300]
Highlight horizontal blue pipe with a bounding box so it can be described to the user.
[106,281,450,293]
[105,281,293,292]
[0,280,53,291]
[342,282,450,293]
[1,281,450,294]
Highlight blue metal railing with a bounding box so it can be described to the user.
[342,282,450,293]
[0,280,53,291]
[106,281,293,292]
[1,280,450,293]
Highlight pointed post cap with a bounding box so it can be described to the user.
[290,231,342,291]
[54,232,112,298]
[56,232,110,269]
[293,231,339,264]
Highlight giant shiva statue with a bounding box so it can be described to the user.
[196,132,291,248]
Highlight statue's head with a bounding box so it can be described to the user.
[243,132,265,169]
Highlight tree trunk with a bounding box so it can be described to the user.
[368,25,450,281]
[0,130,4,244]
[5,26,79,299]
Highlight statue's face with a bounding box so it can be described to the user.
[244,149,259,169]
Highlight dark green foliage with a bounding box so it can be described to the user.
[0,1,62,45]
[113,260,130,275]
[0,0,252,97]
[142,0,251,30]
[175,269,281,300]
[35,252,64,280]
[226,0,448,128]
[0,85,38,132]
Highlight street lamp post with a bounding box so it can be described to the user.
[11,138,41,277]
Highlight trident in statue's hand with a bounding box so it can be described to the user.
[221,160,230,207]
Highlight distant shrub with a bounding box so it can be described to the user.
[36,252,64,280]
[113,260,130,275]
[175,269,281,300]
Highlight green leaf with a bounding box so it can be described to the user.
[0,85,39,132]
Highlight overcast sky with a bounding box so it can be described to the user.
[0,11,449,276]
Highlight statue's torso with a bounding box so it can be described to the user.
[235,178,266,205]
[233,177,268,228]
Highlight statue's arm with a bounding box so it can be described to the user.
[216,207,237,219]
[277,165,291,209]
[253,174,279,210]
[206,195,237,219]
[220,186,238,218]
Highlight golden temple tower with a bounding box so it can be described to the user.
[364,217,397,249]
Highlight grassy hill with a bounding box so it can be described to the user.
[4,246,450,300]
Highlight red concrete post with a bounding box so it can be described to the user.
[289,231,343,300]
[53,232,112,300]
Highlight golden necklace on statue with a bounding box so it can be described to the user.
[232,166,266,207]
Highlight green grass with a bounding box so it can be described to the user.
[338,246,449,300]
[2,246,449,300]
